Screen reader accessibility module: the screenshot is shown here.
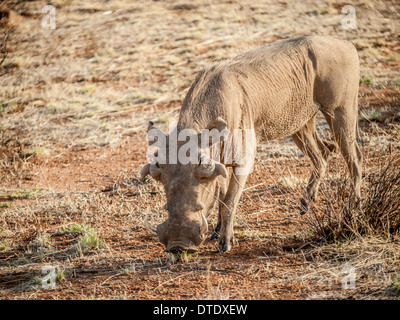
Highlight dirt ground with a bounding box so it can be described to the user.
[0,0,399,300]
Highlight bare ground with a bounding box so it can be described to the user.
[0,0,400,300]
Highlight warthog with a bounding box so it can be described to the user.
[141,34,362,253]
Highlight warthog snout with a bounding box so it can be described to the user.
[144,212,209,253]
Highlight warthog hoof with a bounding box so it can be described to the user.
[218,236,237,253]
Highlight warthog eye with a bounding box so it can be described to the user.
[198,155,211,166]
[195,154,227,179]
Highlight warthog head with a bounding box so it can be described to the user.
[140,118,228,253]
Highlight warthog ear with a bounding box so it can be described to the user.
[139,162,161,180]
[214,162,228,178]
[140,163,151,178]
[147,121,166,147]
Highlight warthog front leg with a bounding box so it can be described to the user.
[217,172,248,252]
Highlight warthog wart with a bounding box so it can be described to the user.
[140,34,362,253]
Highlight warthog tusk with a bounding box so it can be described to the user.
[144,216,158,235]
[200,213,208,236]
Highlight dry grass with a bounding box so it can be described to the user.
[298,151,400,299]
[304,154,400,242]
[298,238,400,299]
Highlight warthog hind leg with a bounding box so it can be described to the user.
[292,113,332,215]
